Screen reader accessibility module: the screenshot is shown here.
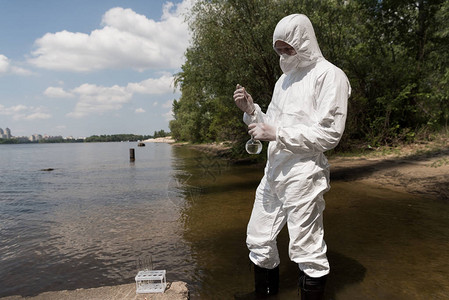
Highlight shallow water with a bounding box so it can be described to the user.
[1,143,449,299]
[0,143,192,297]
[167,146,449,299]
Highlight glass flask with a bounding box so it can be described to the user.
[245,135,262,154]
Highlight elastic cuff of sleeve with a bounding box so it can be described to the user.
[275,127,286,149]
[248,106,256,116]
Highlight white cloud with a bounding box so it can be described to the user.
[65,86,125,116]
[0,104,27,113]
[44,86,75,98]
[67,83,132,118]
[10,66,33,75]
[23,112,52,120]
[162,100,173,108]
[162,100,174,122]
[163,110,174,121]
[0,54,32,75]
[52,73,178,118]
[0,104,51,120]
[126,75,175,94]
[28,1,193,72]
[0,55,10,73]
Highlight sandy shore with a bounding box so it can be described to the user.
[0,282,189,300]
[141,137,176,143]
[185,138,449,201]
[328,141,449,200]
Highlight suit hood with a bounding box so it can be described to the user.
[273,14,323,68]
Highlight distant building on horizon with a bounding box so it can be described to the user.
[0,128,86,142]
[29,134,43,142]
[0,127,12,139]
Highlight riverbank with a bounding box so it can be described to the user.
[142,137,176,143]
[329,135,449,200]
[329,146,449,201]
[183,136,449,201]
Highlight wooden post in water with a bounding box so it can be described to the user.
[130,148,135,161]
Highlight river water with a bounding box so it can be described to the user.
[0,142,448,299]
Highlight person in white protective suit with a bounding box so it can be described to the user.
[233,14,351,299]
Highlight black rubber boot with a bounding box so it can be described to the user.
[299,271,327,300]
[254,264,279,296]
[235,264,279,299]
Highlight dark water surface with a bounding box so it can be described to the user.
[1,143,449,299]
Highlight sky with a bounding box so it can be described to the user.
[0,0,194,138]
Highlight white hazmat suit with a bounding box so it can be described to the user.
[242,14,351,279]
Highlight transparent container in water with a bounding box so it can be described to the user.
[245,136,262,154]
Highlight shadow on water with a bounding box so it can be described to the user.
[170,146,367,299]
[170,146,449,299]
[326,251,367,299]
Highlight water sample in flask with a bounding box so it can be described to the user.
[245,136,262,154]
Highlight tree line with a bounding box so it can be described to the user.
[169,0,449,153]
[84,134,152,142]
[0,130,170,144]
[84,130,170,142]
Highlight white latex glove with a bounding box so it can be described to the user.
[248,123,277,141]
[233,84,255,115]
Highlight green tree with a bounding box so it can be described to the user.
[84,134,151,142]
[170,0,449,151]
[170,0,286,146]
[153,129,169,138]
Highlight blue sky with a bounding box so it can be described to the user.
[0,0,193,138]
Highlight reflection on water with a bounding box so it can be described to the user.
[169,146,449,299]
[1,143,449,299]
[0,143,194,297]
[169,146,264,299]
[325,183,449,300]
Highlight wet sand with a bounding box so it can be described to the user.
[0,282,188,300]
[191,139,449,201]
[329,143,449,201]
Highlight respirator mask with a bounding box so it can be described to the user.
[280,53,301,74]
